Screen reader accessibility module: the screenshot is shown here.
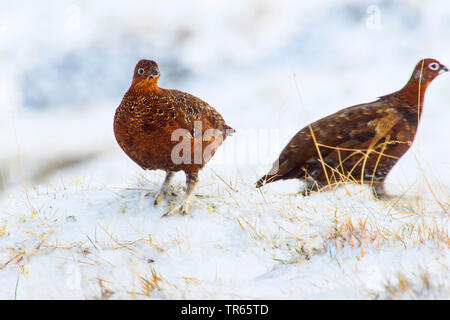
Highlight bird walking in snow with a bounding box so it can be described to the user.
[256,58,448,198]
[114,59,234,216]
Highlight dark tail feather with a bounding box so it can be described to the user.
[255,177,266,188]
[256,174,280,188]
[256,164,305,188]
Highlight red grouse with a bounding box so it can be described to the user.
[256,58,447,198]
[114,59,234,216]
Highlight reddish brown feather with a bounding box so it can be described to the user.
[114,59,234,175]
[256,58,447,197]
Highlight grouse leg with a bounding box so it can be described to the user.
[370,181,389,199]
[151,171,175,207]
[300,177,321,196]
[162,172,198,217]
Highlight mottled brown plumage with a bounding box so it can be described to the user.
[114,59,234,216]
[257,58,447,198]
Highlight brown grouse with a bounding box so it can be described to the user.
[256,58,447,198]
[114,59,234,216]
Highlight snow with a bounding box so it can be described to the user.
[0,0,449,299]
[1,177,448,299]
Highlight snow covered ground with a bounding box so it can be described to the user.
[0,0,449,299]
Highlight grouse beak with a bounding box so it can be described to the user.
[440,65,449,74]
[148,68,160,79]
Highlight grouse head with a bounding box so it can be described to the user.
[412,58,448,84]
[132,59,160,87]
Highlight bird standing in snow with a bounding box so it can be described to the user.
[114,59,234,216]
[256,58,448,198]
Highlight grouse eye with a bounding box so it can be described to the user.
[137,68,145,75]
[428,62,440,71]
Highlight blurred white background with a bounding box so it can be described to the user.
[0,0,449,301]
[0,0,449,194]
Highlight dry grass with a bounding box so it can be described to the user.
[0,163,448,299]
